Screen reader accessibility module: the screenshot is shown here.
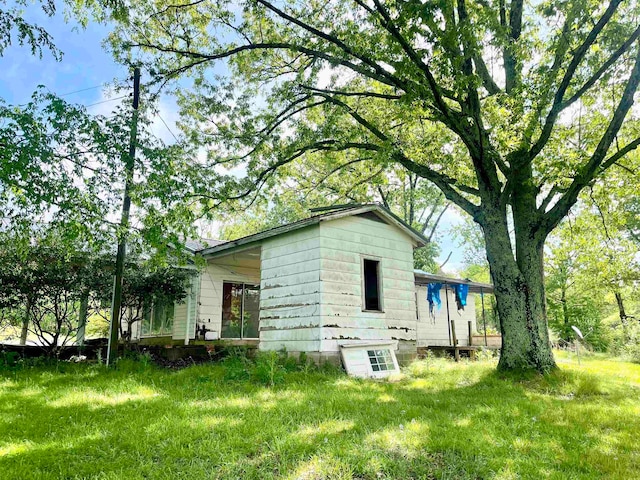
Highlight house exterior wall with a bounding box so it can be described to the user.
[258,225,322,353]
[317,215,418,360]
[415,286,477,346]
[172,274,199,341]
[198,254,261,339]
[171,302,188,340]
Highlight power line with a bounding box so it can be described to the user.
[58,85,104,97]
[157,112,179,142]
[84,95,129,108]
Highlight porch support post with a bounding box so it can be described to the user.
[184,277,192,346]
[481,288,487,347]
[445,284,452,345]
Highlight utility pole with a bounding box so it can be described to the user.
[107,67,141,366]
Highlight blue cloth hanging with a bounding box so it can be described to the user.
[454,284,469,310]
[427,283,442,315]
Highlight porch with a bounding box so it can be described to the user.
[196,246,263,344]
[414,271,499,361]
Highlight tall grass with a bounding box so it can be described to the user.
[1,352,639,479]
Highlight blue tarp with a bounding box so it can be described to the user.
[454,284,469,310]
[427,283,442,315]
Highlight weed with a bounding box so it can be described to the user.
[254,350,286,386]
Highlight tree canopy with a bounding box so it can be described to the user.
[108,0,640,371]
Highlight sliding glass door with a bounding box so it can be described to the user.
[221,282,260,339]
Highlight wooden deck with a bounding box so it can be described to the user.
[418,344,499,361]
[136,337,259,347]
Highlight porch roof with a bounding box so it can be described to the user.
[413,270,494,294]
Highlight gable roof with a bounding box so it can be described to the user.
[184,238,226,253]
[198,204,428,258]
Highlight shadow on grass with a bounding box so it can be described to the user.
[1,360,639,479]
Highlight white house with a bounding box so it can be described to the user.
[127,204,494,366]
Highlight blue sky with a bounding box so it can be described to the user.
[1,4,468,271]
[0,5,126,108]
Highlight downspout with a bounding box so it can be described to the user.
[184,277,192,346]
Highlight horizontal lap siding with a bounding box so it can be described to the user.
[171,302,188,340]
[259,226,321,352]
[416,286,477,346]
[172,274,199,340]
[198,257,261,338]
[319,216,418,352]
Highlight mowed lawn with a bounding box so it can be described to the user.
[1,352,639,480]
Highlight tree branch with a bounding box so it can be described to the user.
[427,204,449,241]
[367,0,460,125]
[299,84,402,100]
[563,24,640,109]
[131,41,404,89]
[504,0,524,92]
[599,136,640,172]
[309,91,481,215]
[529,0,624,158]
[473,55,501,95]
[542,44,640,233]
[255,0,408,91]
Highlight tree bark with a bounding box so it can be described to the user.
[561,284,569,343]
[614,291,627,323]
[77,291,89,348]
[19,296,32,346]
[481,208,556,372]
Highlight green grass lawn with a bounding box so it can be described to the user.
[1,351,639,480]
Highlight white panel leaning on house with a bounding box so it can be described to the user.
[339,341,401,378]
[172,273,199,341]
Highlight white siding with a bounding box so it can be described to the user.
[172,302,188,340]
[318,215,418,354]
[198,253,261,338]
[416,286,477,346]
[172,274,199,341]
[259,226,322,352]
[188,274,199,339]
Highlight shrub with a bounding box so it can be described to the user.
[609,323,640,363]
[0,350,19,368]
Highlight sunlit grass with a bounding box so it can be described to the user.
[1,352,639,479]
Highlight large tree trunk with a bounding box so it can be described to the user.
[481,207,556,372]
[19,296,32,346]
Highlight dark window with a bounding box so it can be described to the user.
[363,259,382,311]
[222,282,260,339]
